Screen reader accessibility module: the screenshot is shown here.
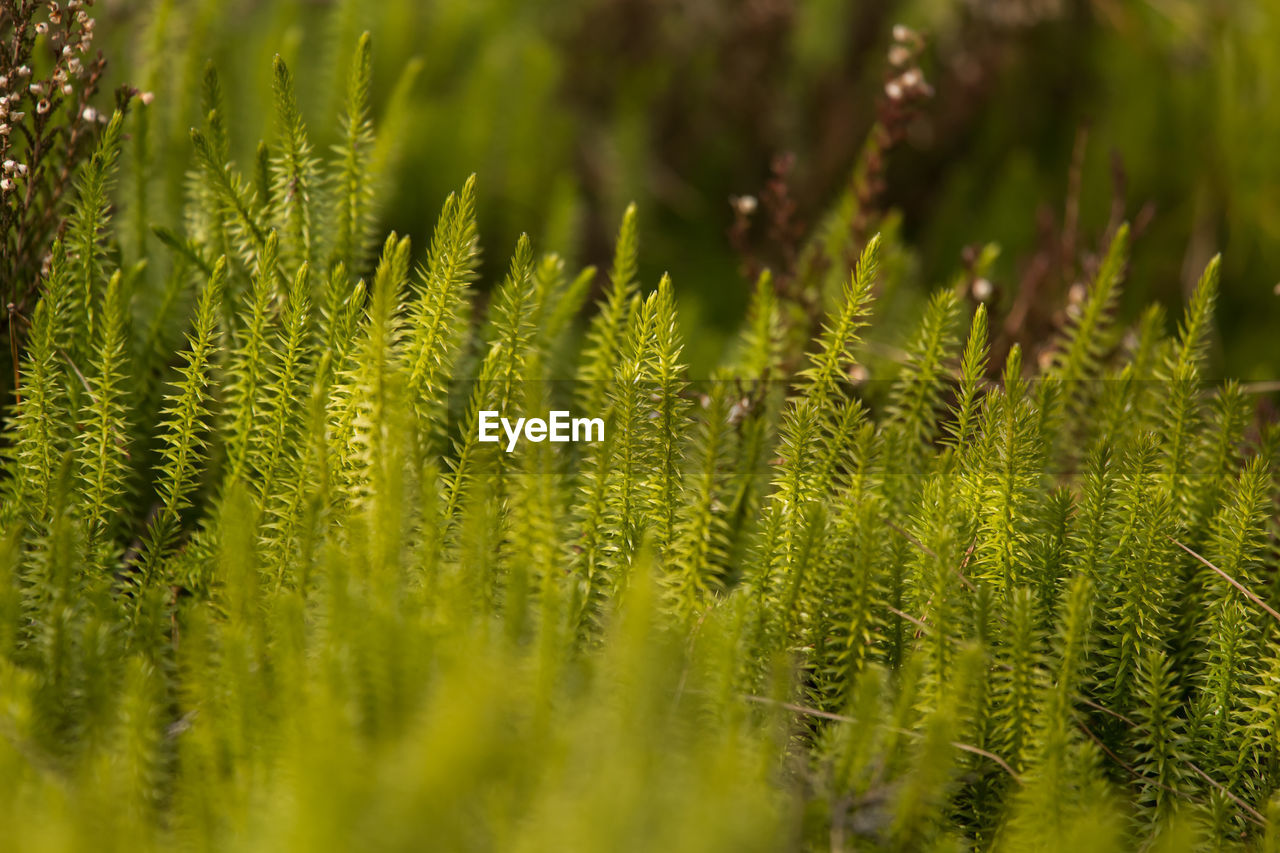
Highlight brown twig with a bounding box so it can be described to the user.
[740,693,1022,784]
[886,604,930,633]
[884,518,978,593]
[1078,696,1269,828]
[1240,381,1280,395]
[1169,536,1280,625]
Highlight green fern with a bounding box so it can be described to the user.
[77,271,132,564]
[1,36,1278,853]
[139,258,226,585]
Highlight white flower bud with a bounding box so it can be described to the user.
[36,98,50,115]
[885,81,903,100]
[1,178,13,192]
[82,106,97,122]
[36,22,49,34]
[972,278,993,301]
[62,83,73,95]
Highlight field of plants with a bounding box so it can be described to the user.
[2,1,1279,850]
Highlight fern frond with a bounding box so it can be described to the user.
[318,262,366,387]
[1039,575,1095,755]
[991,587,1042,773]
[1166,254,1220,380]
[734,270,783,382]
[539,262,597,364]
[577,204,640,416]
[808,428,885,709]
[1048,224,1129,427]
[139,257,226,582]
[570,416,622,641]
[367,56,424,200]
[338,233,412,505]
[153,225,216,277]
[64,111,125,358]
[190,126,270,268]
[256,263,313,542]
[944,302,989,451]
[326,31,377,272]
[1194,456,1272,781]
[796,234,879,412]
[598,291,657,572]
[970,346,1045,601]
[404,177,480,446]
[1071,442,1118,592]
[77,271,132,562]
[443,234,535,523]
[883,289,961,468]
[639,274,689,548]
[223,231,281,483]
[1187,380,1252,532]
[1133,649,1193,817]
[1099,433,1180,711]
[269,55,319,274]
[666,377,736,617]
[6,242,77,525]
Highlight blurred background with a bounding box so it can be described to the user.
[94,0,1279,378]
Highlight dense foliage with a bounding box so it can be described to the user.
[93,0,1280,378]
[1,0,124,408]
[2,29,1280,853]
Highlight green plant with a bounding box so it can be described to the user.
[1,33,1279,853]
[1,0,124,408]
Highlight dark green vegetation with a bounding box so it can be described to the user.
[89,0,1280,378]
[3,10,1280,853]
